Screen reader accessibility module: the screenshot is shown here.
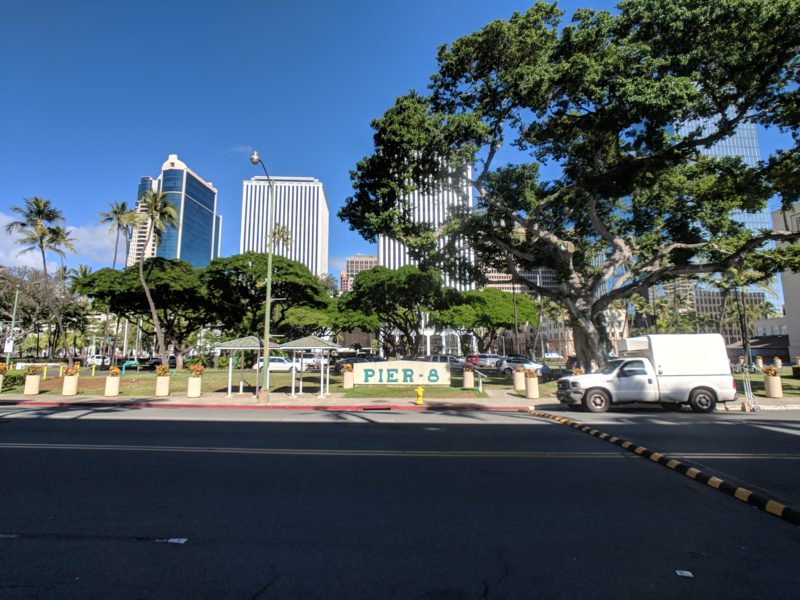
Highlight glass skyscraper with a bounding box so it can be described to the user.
[677,118,770,232]
[127,154,222,268]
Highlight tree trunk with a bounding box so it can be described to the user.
[139,226,169,365]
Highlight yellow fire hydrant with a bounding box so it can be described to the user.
[415,386,425,406]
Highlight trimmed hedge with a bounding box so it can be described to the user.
[1,370,25,392]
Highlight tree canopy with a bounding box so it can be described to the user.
[340,0,800,368]
[431,288,539,353]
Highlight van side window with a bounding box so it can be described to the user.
[621,360,648,376]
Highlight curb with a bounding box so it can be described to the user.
[0,399,531,412]
[528,409,800,527]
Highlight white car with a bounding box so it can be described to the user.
[544,352,564,360]
[252,356,296,372]
[498,357,546,376]
[87,354,110,366]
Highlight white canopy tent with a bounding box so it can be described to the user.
[279,336,342,398]
[214,336,280,397]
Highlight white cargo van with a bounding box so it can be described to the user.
[556,334,737,413]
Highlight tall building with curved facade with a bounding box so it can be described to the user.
[127,154,221,268]
[240,176,329,276]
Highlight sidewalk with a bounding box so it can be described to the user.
[0,387,798,411]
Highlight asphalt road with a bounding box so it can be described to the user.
[1,407,799,599]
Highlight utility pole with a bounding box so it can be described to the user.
[4,286,19,369]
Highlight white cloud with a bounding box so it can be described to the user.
[224,144,254,155]
[0,211,119,271]
[329,256,347,272]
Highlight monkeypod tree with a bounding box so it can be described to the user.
[339,0,800,370]
[430,288,539,353]
[339,265,449,356]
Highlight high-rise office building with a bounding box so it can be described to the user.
[126,154,221,268]
[340,254,377,293]
[240,176,329,276]
[677,118,769,232]
[377,170,474,290]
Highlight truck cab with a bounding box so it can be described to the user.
[556,334,737,413]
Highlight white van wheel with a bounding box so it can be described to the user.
[583,389,610,413]
[689,388,716,413]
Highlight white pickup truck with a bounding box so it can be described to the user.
[556,334,737,413]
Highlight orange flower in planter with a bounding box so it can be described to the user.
[155,364,169,377]
[64,365,79,376]
[525,368,536,378]
[343,363,354,372]
[108,366,121,377]
[189,363,205,377]
[0,364,6,374]
[463,364,474,372]
[763,366,779,377]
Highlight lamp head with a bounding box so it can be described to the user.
[250,150,260,165]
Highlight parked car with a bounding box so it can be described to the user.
[334,356,370,373]
[252,356,296,372]
[498,357,547,377]
[423,354,466,371]
[86,354,110,366]
[475,353,504,368]
[149,356,176,369]
[544,352,564,360]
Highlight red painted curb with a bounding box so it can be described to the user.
[1,399,532,412]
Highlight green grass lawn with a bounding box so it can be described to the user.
[2,367,562,398]
[735,370,800,398]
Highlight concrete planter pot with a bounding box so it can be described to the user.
[24,375,40,395]
[104,376,120,397]
[774,358,782,369]
[764,375,783,399]
[0,374,4,394]
[755,356,764,368]
[62,375,79,396]
[513,370,525,391]
[463,370,475,389]
[525,376,539,399]
[187,377,202,398]
[343,371,354,389]
[155,376,170,397]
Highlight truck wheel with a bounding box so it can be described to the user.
[583,389,610,413]
[689,388,717,413]
[660,402,683,411]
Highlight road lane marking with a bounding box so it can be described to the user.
[0,442,625,459]
[528,409,800,527]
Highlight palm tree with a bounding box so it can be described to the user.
[49,226,77,365]
[5,197,64,279]
[98,201,137,270]
[5,198,67,358]
[136,190,178,365]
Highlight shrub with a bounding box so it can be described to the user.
[1,370,24,391]
[25,365,42,376]
[218,355,229,369]
[64,365,79,376]
[763,365,779,377]
[155,364,169,377]
[189,363,205,377]
[108,366,121,377]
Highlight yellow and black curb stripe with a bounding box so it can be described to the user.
[528,410,800,526]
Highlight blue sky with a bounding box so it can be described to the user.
[0,0,792,277]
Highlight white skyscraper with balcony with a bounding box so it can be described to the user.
[240,176,329,276]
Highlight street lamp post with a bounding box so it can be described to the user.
[4,286,20,369]
[250,150,276,403]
